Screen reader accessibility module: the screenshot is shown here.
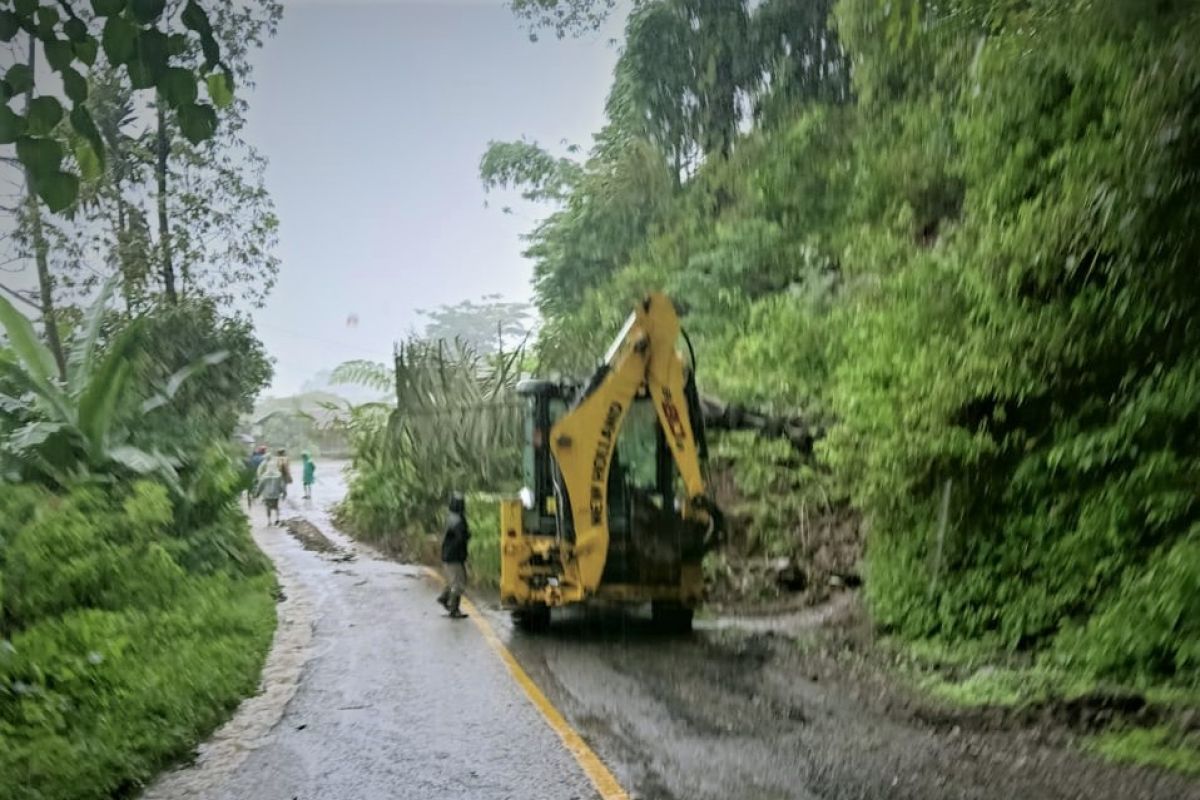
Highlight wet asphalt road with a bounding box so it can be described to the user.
[213,468,598,800]
[165,462,1199,800]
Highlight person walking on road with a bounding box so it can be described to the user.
[436,494,470,619]
[301,451,316,500]
[244,445,266,509]
[275,448,293,500]
[256,451,286,527]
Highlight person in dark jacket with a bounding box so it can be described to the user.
[436,494,470,618]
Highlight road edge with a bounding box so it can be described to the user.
[142,521,316,799]
[425,567,631,800]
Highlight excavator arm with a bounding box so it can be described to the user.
[548,293,710,596]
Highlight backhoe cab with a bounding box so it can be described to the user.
[499,293,721,632]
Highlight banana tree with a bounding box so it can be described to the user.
[0,280,225,488]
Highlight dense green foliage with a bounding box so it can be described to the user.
[827,0,1200,686]
[0,3,281,794]
[0,452,275,800]
[1,283,219,487]
[1,256,276,799]
[489,0,1200,695]
[1,283,271,489]
[0,303,276,796]
[131,298,273,449]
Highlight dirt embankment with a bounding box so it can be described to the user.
[703,451,864,611]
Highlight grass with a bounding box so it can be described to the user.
[914,664,1102,709]
[897,634,1017,671]
[467,493,502,588]
[885,636,1200,775]
[919,667,1047,707]
[890,636,1128,710]
[884,635,1042,708]
[1087,726,1200,776]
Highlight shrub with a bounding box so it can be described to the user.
[467,494,502,587]
[1057,534,1200,684]
[0,453,276,800]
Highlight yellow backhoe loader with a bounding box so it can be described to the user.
[498,293,724,632]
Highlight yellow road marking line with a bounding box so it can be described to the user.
[424,568,630,800]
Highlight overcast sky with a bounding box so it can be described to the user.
[244,0,622,395]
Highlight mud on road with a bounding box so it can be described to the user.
[488,601,1199,800]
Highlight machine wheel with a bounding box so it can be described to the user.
[651,602,694,634]
[512,605,551,633]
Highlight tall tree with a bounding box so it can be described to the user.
[0,0,238,359]
[418,295,534,355]
[149,0,282,307]
[508,0,625,38]
[86,68,153,307]
[683,0,751,160]
[611,0,752,167]
[166,116,279,307]
[11,0,286,311]
[607,1,696,181]
[155,96,176,301]
[750,0,851,122]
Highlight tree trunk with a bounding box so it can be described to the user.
[21,34,67,380]
[156,96,177,303]
[113,190,138,309]
[25,195,67,379]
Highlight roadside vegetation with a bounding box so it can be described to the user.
[1,2,281,797]
[335,0,1200,772]
[0,288,277,800]
[332,337,526,571]
[0,471,276,799]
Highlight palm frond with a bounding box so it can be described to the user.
[331,359,394,393]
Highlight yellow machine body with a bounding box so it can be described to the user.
[499,294,717,627]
